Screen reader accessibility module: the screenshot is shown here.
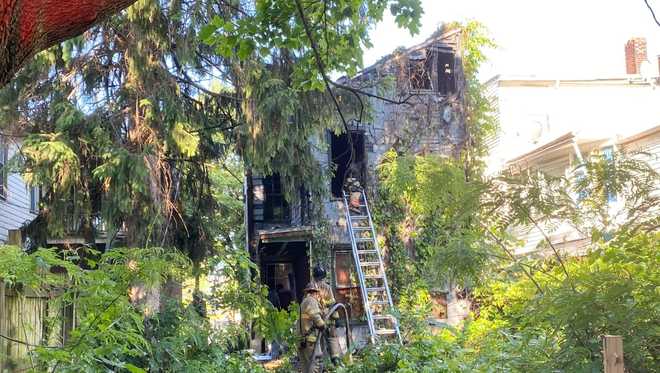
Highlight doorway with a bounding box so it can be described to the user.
[260,241,310,307]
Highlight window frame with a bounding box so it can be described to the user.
[329,130,367,198]
[0,140,8,200]
[406,47,456,95]
[29,186,39,214]
[436,48,456,95]
[333,249,364,318]
[263,174,290,223]
[408,56,434,92]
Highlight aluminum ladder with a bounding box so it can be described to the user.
[343,189,402,344]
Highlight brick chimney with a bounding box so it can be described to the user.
[625,37,647,74]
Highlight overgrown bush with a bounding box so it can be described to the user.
[0,245,274,372]
[342,230,659,373]
[470,231,659,372]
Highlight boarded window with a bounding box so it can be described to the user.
[263,175,289,222]
[334,250,364,318]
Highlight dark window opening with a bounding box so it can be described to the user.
[330,131,366,198]
[263,174,290,222]
[409,57,433,90]
[437,50,456,95]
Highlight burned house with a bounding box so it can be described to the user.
[245,28,468,323]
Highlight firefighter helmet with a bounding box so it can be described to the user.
[312,265,327,280]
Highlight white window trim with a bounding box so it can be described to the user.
[0,140,8,200]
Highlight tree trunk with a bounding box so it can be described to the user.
[0,0,137,87]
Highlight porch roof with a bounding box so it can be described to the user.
[258,226,313,243]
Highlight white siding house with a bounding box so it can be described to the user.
[486,74,660,256]
[0,137,38,244]
[486,75,660,176]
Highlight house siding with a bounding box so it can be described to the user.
[508,130,660,257]
[0,142,37,244]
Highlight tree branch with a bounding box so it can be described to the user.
[644,0,660,27]
[483,225,545,295]
[526,213,576,292]
[0,0,138,87]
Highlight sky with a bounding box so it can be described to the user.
[364,0,660,81]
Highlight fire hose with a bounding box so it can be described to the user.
[304,302,352,372]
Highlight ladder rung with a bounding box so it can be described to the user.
[370,300,389,305]
[360,262,380,267]
[352,226,371,231]
[345,191,400,343]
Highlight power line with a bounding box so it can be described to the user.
[644,0,660,27]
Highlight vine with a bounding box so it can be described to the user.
[373,21,497,294]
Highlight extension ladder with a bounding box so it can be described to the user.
[342,189,402,344]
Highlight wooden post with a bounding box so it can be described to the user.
[603,335,625,373]
[2,230,21,369]
[7,230,21,247]
[0,278,4,370]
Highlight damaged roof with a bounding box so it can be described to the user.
[339,26,461,83]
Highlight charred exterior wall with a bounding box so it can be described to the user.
[321,29,468,246]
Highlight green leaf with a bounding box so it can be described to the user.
[124,363,147,373]
[237,39,254,60]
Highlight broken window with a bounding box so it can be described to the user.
[436,49,455,95]
[263,174,289,222]
[409,57,433,91]
[330,131,366,198]
[408,48,456,94]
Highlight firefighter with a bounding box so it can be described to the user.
[312,265,341,366]
[298,282,326,373]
